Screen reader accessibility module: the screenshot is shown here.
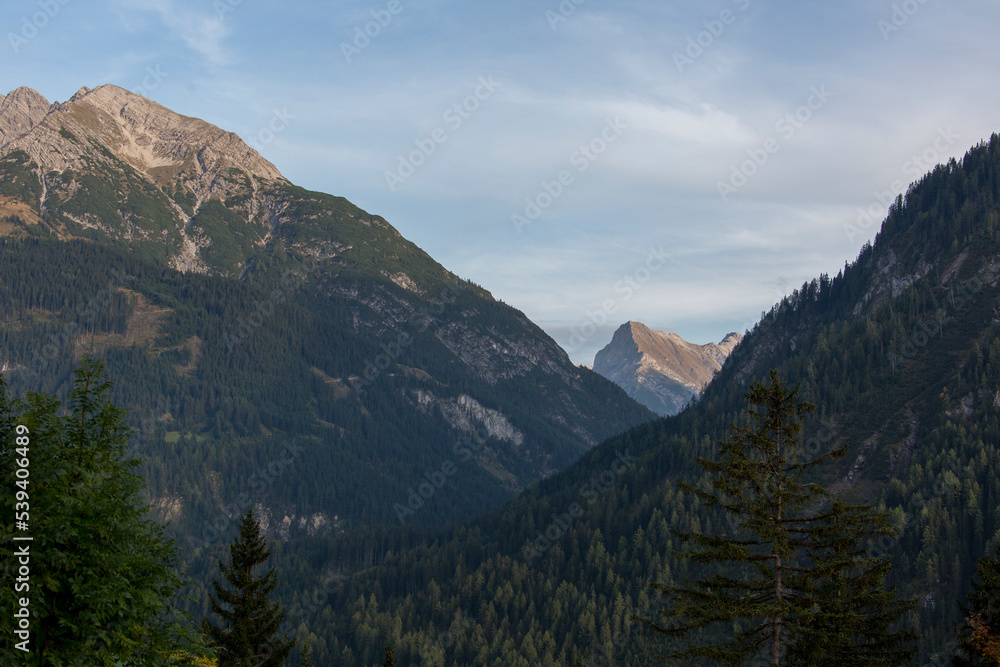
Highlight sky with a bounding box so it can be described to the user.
[2,0,999,364]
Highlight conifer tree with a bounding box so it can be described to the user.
[381,644,396,666]
[954,543,1000,666]
[0,357,210,665]
[202,508,294,666]
[644,370,911,666]
[644,371,834,665]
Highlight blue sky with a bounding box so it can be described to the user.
[3,0,999,364]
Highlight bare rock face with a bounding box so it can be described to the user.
[0,87,51,145]
[1,84,283,186]
[593,321,741,416]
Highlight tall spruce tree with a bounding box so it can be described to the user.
[202,508,294,666]
[0,357,210,665]
[954,543,1000,666]
[644,370,911,666]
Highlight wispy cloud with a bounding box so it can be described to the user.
[120,0,233,66]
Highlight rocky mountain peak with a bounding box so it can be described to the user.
[0,83,296,276]
[69,84,284,184]
[719,331,742,346]
[0,86,52,145]
[594,322,741,416]
[0,84,285,188]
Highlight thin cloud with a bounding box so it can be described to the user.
[120,0,233,66]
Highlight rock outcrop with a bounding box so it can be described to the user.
[0,85,284,189]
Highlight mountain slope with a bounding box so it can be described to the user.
[593,321,741,415]
[0,85,655,535]
[296,135,1000,666]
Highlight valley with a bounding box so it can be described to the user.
[1,83,999,666]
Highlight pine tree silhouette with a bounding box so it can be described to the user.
[202,508,294,666]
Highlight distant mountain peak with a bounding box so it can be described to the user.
[719,331,742,345]
[594,322,741,416]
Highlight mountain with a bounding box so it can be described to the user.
[11,82,997,666]
[292,135,1000,666]
[593,321,741,415]
[0,84,286,273]
[0,85,655,536]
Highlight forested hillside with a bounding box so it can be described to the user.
[4,82,1000,665]
[0,85,654,544]
[0,237,652,535]
[274,135,1000,665]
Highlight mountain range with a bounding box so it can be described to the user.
[593,321,741,415]
[0,84,654,536]
[3,83,999,666]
